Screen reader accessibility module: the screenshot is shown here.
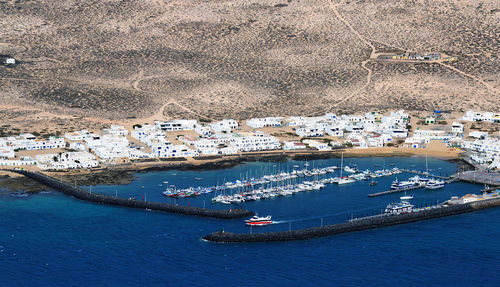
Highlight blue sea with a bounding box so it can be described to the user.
[1,157,499,286]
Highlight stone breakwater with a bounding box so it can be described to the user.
[204,197,500,242]
[10,170,253,219]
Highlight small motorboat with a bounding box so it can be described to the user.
[369,181,378,186]
[245,215,273,226]
[400,191,413,201]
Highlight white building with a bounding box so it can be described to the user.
[194,125,213,138]
[230,132,281,152]
[246,117,283,128]
[302,140,331,151]
[130,125,157,140]
[461,110,500,123]
[296,126,324,138]
[69,142,87,151]
[0,146,15,158]
[451,122,464,134]
[102,125,128,136]
[0,156,37,167]
[36,152,99,170]
[22,137,65,151]
[413,130,449,140]
[210,119,238,133]
[220,146,239,155]
[283,141,307,150]
[65,130,100,142]
[155,120,197,131]
[325,125,344,137]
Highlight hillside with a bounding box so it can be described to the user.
[0,0,498,132]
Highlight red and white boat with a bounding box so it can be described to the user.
[245,215,273,226]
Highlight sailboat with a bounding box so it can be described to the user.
[338,152,355,185]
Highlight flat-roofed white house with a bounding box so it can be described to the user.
[302,140,331,151]
[69,142,86,151]
[155,120,197,131]
[283,141,307,150]
[461,110,500,123]
[246,117,283,128]
[0,146,15,158]
[102,125,128,136]
[220,146,238,155]
[325,125,344,137]
[23,137,65,151]
[194,125,213,138]
[0,156,37,166]
[36,152,99,170]
[390,128,408,138]
[210,119,238,133]
[451,122,464,134]
[296,126,324,138]
[65,130,100,142]
[230,132,281,152]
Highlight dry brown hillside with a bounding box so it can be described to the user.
[0,0,498,132]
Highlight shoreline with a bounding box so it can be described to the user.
[0,147,465,194]
[59,146,465,174]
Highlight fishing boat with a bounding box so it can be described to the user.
[163,189,178,197]
[245,215,273,226]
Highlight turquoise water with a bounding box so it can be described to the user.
[1,157,499,286]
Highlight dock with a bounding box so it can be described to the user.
[399,169,450,180]
[368,185,424,197]
[8,170,253,219]
[367,169,461,197]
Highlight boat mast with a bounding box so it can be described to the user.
[426,152,429,175]
[340,152,343,178]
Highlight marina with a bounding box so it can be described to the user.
[1,156,498,286]
[209,166,402,204]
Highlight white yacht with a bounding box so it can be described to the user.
[338,177,356,185]
[385,201,414,215]
[426,179,445,189]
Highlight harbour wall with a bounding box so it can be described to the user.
[204,197,500,242]
[10,170,253,219]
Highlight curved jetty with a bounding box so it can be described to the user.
[204,197,500,242]
[10,170,253,219]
